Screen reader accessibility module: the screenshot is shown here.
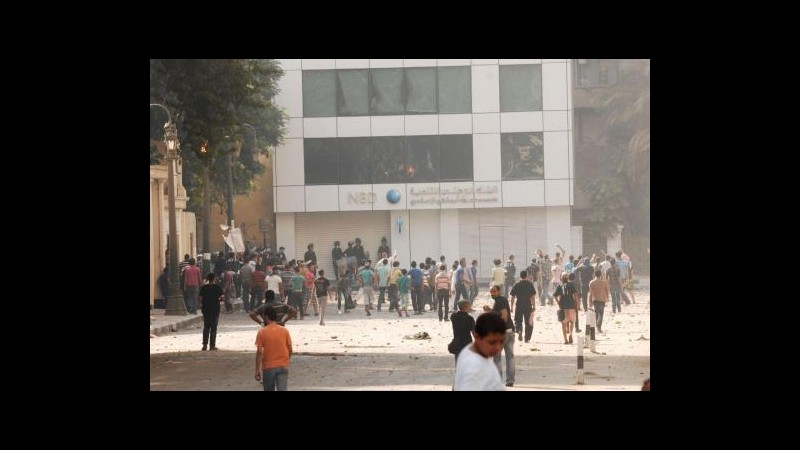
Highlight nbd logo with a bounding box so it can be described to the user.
[347,192,376,204]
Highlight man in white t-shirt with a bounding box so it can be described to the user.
[453,312,507,391]
[266,269,283,300]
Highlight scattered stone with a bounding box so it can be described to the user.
[331,336,338,339]
[530,348,540,351]
[332,357,337,360]
[636,335,648,341]
[413,324,418,327]
[414,357,419,360]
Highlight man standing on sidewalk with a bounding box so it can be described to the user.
[255,306,293,391]
[483,285,516,387]
[240,256,255,313]
[183,258,202,314]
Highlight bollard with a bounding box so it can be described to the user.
[585,309,597,353]
[577,334,585,384]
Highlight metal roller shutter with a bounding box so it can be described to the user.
[295,211,391,278]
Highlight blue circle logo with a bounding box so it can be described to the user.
[386,189,401,204]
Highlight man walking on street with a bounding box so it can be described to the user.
[453,312,507,391]
[510,271,536,344]
[314,270,331,325]
[448,299,475,365]
[255,306,293,391]
[588,270,610,333]
[483,285,516,387]
[469,260,479,301]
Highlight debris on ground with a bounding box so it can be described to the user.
[403,332,431,340]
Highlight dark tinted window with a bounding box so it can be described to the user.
[370,69,404,115]
[405,135,439,182]
[338,137,371,184]
[438,67,471,113]
[337,70,369,116]
[371,136,406,183]
[303,70,337,117]
[501,132,544,180]
[304,138,339,184]
[440,134,473,181]
[499,65,542,112]
[404,67,437,114]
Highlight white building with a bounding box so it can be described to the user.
[272,59,580,280]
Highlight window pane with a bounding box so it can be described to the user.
[303,71,337,117]
[404,67,437,114]
[337,70,369,116]
[339,137,371,184]
[370,69,404,115]
[440,134,473,181]
[499,65,542,112]
[371,136,406,183]
[304,138,339,184]
[405,135,439,183]
[501,132,544,180]
[438,67,471,113]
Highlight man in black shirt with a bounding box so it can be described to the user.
[304,243,317,266]
[510,271,537,344]
[483,285,516,387]
[199,273,225,351]
[448,299,475,364]
[331,241,344,281]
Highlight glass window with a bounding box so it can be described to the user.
[501,132,544,180]
[404,67,437,114]
[405,135,439,182]
[439,134,473,181]
[371,136,406,183]
[337,70,369,116]
[438,67,471,114]
[303,71,337,117]
[338,137,371,184]
[369,69,404,115]
[304,138,339,184]
[499,65,542,112]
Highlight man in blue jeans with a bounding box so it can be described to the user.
[255,306,293,391]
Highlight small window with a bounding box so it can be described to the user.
[304,138,339,184]
[370,69,404,115]
[303,71,337,117]
[499,65,542,112]
[501,132,544,180]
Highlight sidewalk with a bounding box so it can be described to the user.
[150,300,247,336]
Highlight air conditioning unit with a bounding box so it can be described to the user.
[578,59,588,64]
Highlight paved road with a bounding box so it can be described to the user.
[150,288,650,391]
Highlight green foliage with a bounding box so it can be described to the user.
[579,60,650,238]
[149,59,288,214]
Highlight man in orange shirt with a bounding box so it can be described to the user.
[255,306,293,391]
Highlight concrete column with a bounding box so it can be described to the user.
[275,213,296,262]
[545,206,572,257]
[440,209,459,262]
[606,224,624,255]
[571,225,583,258]
[150,177,155,307]
[390,210,410,266]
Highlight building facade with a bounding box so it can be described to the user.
[272,59,577,280]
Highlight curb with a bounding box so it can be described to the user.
[150,314,205,336]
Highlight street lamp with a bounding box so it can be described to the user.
[151,103,188,316]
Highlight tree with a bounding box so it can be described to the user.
[579,59,650,238]
[150,59,288,250]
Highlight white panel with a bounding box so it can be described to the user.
[525,206,546,225]
[440,182,475,209]
[339,184,375,211]
[371,116,404,136]
[545,206,572,256]
[459,209,480,264]
[542,59,567,63]
[404,115,438,135]
[543,110,569,131]
[404,59,437,67]
[275,70,303,118]
[286,116,304,139]
[305,185,339,211]
[302,59,336,70]
[438,59,471,66]
[480,208,504,226]
[500,111,543,133]
[409,210,441,264]
[372,184,407,210]
[503,180,544,207]
[472,65,500,113]
[504,226,527,270]
[391,210,411,267]
[276,186,305,212]
[438,114,472,134]
[275,213,296,261]
[544,131,570,179]
[473,113,500,134]
[275,138,304,186]
[303,117,338,138]
[472,59,499,65]
[473,181,502,207]
[473,134,501,182]
[542,62,568,110]
[278,59,301,71]
[545,179,571,206]
[571,226,583,261]
[526,209,548,259]
[440,209,460,263]
[370,59,403,68]
[407,183,441,210]
[295,211,390,279]
[503,208,525,227]
[479,226,503,279]
[337,117,371,137]
[336,59,369,69]
[499,59,542,65]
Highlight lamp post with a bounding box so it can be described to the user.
[151,103,188,316]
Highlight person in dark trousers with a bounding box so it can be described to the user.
[304,243,317,266]
[331,241,344,281]
[199,273,224,351]
[483,284,516,387]
[510,271,536,343]
[449,299,476,364]
[504,255,516,299]
[250,289,297,327]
